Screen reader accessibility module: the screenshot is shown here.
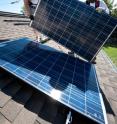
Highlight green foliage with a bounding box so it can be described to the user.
[104,40,117,66]
[111,8,117,17]
[103,46,117,66]
[103,0,114,10]
[103,0,117,17]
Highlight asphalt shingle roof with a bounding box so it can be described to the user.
[0,11,117,124]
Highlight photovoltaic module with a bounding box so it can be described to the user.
[0,38,107,124]
[31,0,117,61]
[1,0,116,123]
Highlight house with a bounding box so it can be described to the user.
[0,11,117,124]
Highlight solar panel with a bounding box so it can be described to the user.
[0,38,106,124]
[31,0,117,61]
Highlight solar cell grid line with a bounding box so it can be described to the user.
[67,57,76,105]
[0,40,27,57]
[25,54,69,89]
[45,2,72,44]
[36,57,102,121]
[24,53,63,86]
[0,38,107,124]
[36,11,94,45]
[0,40,60,82]
[36,0,111,33]
[52,0,76,34]
[0,41,55,73]
[55,56,74,89]
[3,50,38,66]
[39,0,65,37]
[0,51,38,73]
[31,0,117,61]
[0,42,40,67]
[35,0,54,30]
[32,0,85,49]
[83,16,111,59]
[91,65,106,122]
[71,5,95,55]
[13,51,51,74]
[92,24,117,61]
[15,55,53,84]
[52,0,80,47]
[84,62,87,114]
[44,2,71,39]
[0,38,35,56]
[0,42,30,66]
[18,50,60,80]
[47,1,76,38]
[49,56,69,89]
[14,50,58,71]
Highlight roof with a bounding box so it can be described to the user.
[0,11,117,124]
[0,11,35,41]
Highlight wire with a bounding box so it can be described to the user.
[10,0,21,4]
[0,0,21,6]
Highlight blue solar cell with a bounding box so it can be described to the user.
[31,0,117,61]
[0,38,107,124]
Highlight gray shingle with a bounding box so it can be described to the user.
[0,113,10,124]
[13,92,45,124]
[0,82,21,107]
[1,100,23,122]
[0,87,33,122]
[104,86,117,101]
[13,108,36,124]
[36,97,58,124]
[0,16,35,41]
[107,114,116,124]
[96,51,117,124]
[110,100,117,116]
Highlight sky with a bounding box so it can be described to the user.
[0,0,24,13]
[0,0,117,14]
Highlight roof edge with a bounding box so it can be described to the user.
[0,11,28,18]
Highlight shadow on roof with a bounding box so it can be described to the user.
[100,89,115,116]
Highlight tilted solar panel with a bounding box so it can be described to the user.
[0,38,107,124]
[31,0,117,61]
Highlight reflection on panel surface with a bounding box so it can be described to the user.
[0,38,105,123]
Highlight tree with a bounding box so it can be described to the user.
[103,0,117,17]
[111,8,117,17]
